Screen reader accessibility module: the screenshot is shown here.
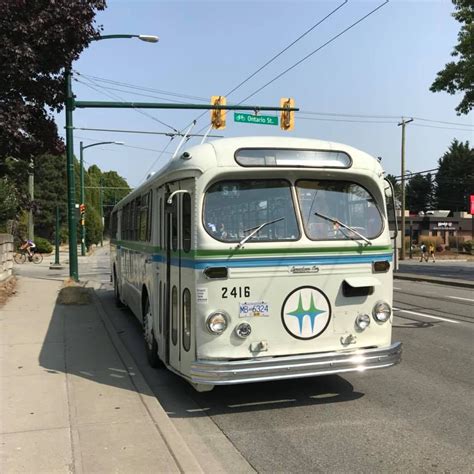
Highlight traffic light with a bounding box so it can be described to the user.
[280,98,295,131]
[79,204,86,215]
[210,96,226,129]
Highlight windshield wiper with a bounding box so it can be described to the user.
[314,211,371,245]
[236,217,285,248]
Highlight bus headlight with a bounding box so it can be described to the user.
[235,322,252,338]
[373,301,391,322]
[206,311,229,334]
[355,314,370,331]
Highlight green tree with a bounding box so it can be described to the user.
[435,139,474,211]
[385,173,402,203]
[0,177,19,229]
[85,206,102,249]
[34,154,67,241]
[406,173,435,213]
[430,0,474,115]
[0,0,106,162]
[101,171,131,235]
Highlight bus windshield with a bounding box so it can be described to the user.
[204,179,299,242]
[296,180,383,241]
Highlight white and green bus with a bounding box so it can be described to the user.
[110,136,401,391]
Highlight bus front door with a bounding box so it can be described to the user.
[164,188,180,371]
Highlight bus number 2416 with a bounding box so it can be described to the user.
[222,287,250,298]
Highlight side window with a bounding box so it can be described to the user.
[159,281,162,334]
[159,196,163,247]
[182,193,191,252]
[111,211,117,240]
[147,190,153,242]
[171,286,178,345]
[139,193,148,242]
[171,201,178,252]
[182,288,191,351]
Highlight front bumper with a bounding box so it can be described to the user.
[190,342,402,385]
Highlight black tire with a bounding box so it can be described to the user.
[32,253,43,264]
[143,297,161,368]
[14,252,26,264]
[113,270,124,307]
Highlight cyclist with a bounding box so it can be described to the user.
[20,239,37,259]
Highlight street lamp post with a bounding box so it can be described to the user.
[79,141,123,256]
[65,34,158,280]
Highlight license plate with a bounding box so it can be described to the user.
[239,302,270,318]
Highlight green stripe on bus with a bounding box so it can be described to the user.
[112,239,392,258]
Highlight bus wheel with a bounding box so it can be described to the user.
[143,297,161,368]
[113,270,124,307]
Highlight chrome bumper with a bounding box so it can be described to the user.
[190,342,402,385]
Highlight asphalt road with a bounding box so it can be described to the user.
[15,249,474,472]
[397,259,474,281]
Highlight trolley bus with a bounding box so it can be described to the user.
[110,136,401,391]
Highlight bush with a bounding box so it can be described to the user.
[35,237,53,254]
[462,240,473,254]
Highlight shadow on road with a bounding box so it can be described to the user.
[38,286,364,419]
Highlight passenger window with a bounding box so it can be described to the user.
[182,193,191,252]
[182,288,191,351]
[171,286,178,345]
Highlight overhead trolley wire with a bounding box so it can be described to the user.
[186,0,349,134]
[76,72,209,102]
[237,0,389,104]
[74,75,179,133]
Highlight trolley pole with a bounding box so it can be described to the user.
[65,66,78,280]
[398,118,413,260]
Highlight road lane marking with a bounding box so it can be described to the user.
[393,287,401,290]
[228,399,296,408]
[393,307,460,324]
[447,296,474,302]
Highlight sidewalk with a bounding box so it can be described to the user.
[394,272,474,288]
[0,276,202,473]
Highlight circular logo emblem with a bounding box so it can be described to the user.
[281,286,331,340]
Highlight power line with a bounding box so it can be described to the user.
[74,75,179,132]
[226,1,348,97]
[412,117,473,128]
[298,116,397,124]
[298,110,401,119]
[76,72,209,102]
[193,0,389,135]
[73,134,174,154]
[237,1,389,104]
[74,126,223,138]
[412,123,474,132]
[141,137,176,183]
[185,1,349,134]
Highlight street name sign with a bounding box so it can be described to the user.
[234,113,278,126]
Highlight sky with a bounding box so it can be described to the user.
[56,0,474,188]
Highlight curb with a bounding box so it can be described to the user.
[394,273,474,289]
[89,284,203,473]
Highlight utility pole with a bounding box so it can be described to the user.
[28,158,34,241]
[398,117,413,260]
[65,65,78,281]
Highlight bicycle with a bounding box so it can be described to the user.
[13,249,43,264]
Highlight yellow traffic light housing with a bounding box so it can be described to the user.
[280,98,295,131]
[210,96,226,129]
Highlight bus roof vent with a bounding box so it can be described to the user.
[146,171,156,180]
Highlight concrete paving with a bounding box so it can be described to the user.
[0,275,202,473]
